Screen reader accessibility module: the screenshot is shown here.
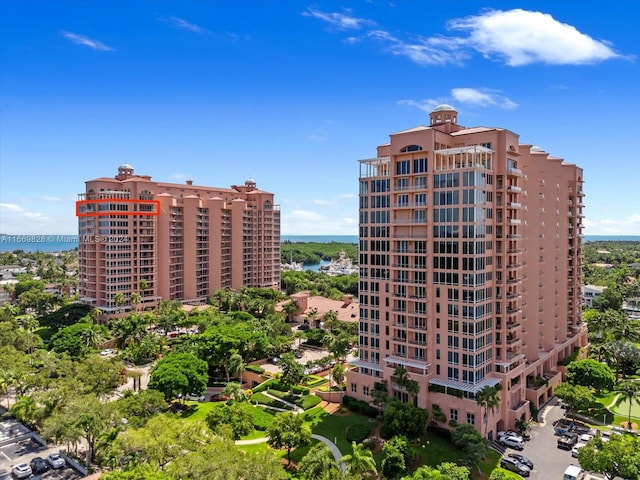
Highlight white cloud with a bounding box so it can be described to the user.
[303,8,376,30]
[451,88,517,109]
[41,196,64,203]
[168,16,208,34]
[307,8,624,67]
[281,209,357,235]
[61,31,113,51]
[0,203,24,213]
[368,30,466,66]
[583,215,640,235]
[399,88,516,112]
[303,134,327,142]
[448,9,621,66]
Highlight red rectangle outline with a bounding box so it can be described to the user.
[76,199,161,217]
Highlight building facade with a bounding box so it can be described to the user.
[349,105,587,438]
[77,165,280,314]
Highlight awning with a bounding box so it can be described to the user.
[429,376,501,394]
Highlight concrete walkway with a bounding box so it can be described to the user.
[311,434,345,471]
[234,433,344,471]
[261,391,304,414]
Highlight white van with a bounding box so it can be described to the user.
[563,465,583,480]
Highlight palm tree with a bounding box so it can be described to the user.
[476,384,502,436]
[81,325,107,350]
[228,352,245,386]
[406,379,420,406]
[222,382,246,403]
[615,381,640,429]
[0,368,15,409]
[11,395,38,426]
[282,300,300,323]
[332,363,346,388]
[298,443,342,480]
[340,441,377,478]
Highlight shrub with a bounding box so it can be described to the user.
[346,423,372,443]
[250,406,275,431]
[342,395,378,418]
[245,364,265,374]
[298,395,322,410]
[252,378,276,393]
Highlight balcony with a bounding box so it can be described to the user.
[509,185,522,192]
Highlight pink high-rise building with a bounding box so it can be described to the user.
[350,105,587,437]
[77,165,280,314]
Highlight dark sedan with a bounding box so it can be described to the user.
[508,453,534,469]
[29,457,49,474]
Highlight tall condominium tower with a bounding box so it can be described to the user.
[77,165,280,314]
[350,105,587,437]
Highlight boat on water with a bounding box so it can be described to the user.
[281,261,304,272]
[319,250,358,276]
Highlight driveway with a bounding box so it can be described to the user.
[508,397,581,478]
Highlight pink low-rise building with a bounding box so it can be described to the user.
[77,165,280,315]
[349,105,587,439]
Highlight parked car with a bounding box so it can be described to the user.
[298,323,310,331]
[499,435,525,450]
[579,433,594,443]
[572,442,587,458]
[29,457,49,474]
[558,433,579,450]
[11,464,32,479]
[185,393,206,402]
[500,456,531,477]
[508,453,534,469]
[498,430,524,442]
[47,453,66,469]
[0,468,9,480]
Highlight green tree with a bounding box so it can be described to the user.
[278,352,305,393]
[221,381,246,403]
[51,323,109,358]
[370,380,389,410]
[228,352,245,385]
[148,352,208,402]
[112,389,167,428]
[381,400,428,440]
[331,363,346,387]
[206,403,253,440]
[566,358,615,392]
[298,442,343,480]
[475,384,502,436]
[381,436,410,479]
[555,382,597,412]
[340,441,377,478]
[403,463,470,479]
[614,381,640,429]
[266,412,311,466]
[450,422,490,474]
[578,432,640,480]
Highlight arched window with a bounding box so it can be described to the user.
[400,145,423,153]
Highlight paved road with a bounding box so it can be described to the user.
[516,397,581,479]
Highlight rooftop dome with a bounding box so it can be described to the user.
[530,146,545,152]
[432,104,456,112]
[119,163,134,170]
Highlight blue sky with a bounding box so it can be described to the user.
[1,1,638,235]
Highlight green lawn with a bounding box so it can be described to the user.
[611,398,640,421]
[177,401,221,421]
[305,409,377,456]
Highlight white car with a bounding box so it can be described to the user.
[499,435,525,450]
[12,464,32,479]
[572,442,586,458]
[498,430,523,442]
[47,453,66,469]
[579,433,594,443]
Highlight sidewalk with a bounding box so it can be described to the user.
[261,391,304,414]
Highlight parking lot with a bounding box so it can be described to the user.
[0,420,84,480]
[500,397,601,479]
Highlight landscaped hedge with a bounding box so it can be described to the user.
[342,395,378,418]
[251,392,291,410]
[245,364,265,374]
[346,423,372,443]
[298,395,322,410]
[254,378,310,395]
[250,406,275,430]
